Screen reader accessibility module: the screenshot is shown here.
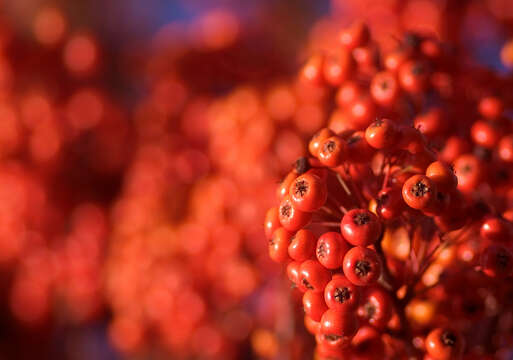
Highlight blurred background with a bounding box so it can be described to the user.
[0,0,512,359]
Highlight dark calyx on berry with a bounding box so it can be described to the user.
[302,278,314,290]
[294,157,310,175]
[334,287,351,303]
[440,331,457,347]
[347,135,362,145]
[355,260,371,276]
[353,212,371,226]
[363,302,376,319]
[324,140,336,153]
[317,241,326,258]
[281,204,292,217]
[294,179,309,197]
[497,251,510,269]
[324,334,342,342]
[411,181,430,197]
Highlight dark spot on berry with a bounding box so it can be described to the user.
[324,334,342,342]
[371,118,384,128]
[294,157,310,175]
[353,212,371,226]
[302,278,314,290]
[355,260,371,277]
[403,33,421,49]
[411,180,430,197]
[462,300,480,315]
[280,203,292,218]
[440,331,457,347]
[379,80,389,90]
[363,302,376,319]
[317,241,326,259]
[334,287,351,303]
[294,179,309,197]
[269,237,275,246]
[412,63,425,75]
[460,164,473,174]
[347,135,361,145]
[474,146,492,161]
[323,140,336,153]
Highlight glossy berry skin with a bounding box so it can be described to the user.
[305,315,321,335]
[338,22,369,50]
[324,274,360,311]
[303,290,328,322]
[425,161,457,192]
[301,54,324,85]
[357,286,392,330]
[479,96,503,119]
[316,232,351,269]
[268,228,293,263]
[365,118,398,149]
[277,172,296,200]
[349,95,376,129]
[341,209,382,246]
[336,81,361,107]
[370,71,400,106]
[318,136,346,167]
[498,135,513,163]
[471,120,500,149]
[453,154,483,193]
[480,217,513,243]
[399,60,430,93]
[480,245,513,279]
[278,195,312,232]
[349,326,385,360]
[376,187,405,220]
[286,261,302,286]
[289,173,327,212]
[288,229,316,263]
[425,328,464,360]
[414,108,447,138]
[264,206,280,239]
[402,175,437,210]
[299,260,331,293]
[323,50,353,86]
[343,246,382,286]
[309,128,335,157]
[320,308,359,348]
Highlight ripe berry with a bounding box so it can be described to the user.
[414,108,447,138]
[425,328,465,360]
[370,71,400,106]
[480,245,513,279]
[498,134,513,163]
[338,22,370,50]
[471,120,500,149]
[303,290,328,322]
[299,260,331,293]
[320,308,359,348]
[264,206,280,239]
[316,232,351,269]
[376,187,405,220]
[318,136,346,167]
[480,217,513,243]
[289,173,327,212]
[305,315,321,335]
[336,81,361,107]
[343,246,382,286]
[402,175,437,210]
[288,229,316,262]
[349,95,376,129]
[286,261,302,286]
[453,154,483,193]
[357,286,392,330]
[309,128,335,157]
[399,60,430,93]
[278,195,312,232]
[323,50,353,86]
[340,209,382,246]
[268,227,293,263]
[364,118,399,149]
[478,96,503,119]
[425,161,457,192]
[324,274,360,311]
[349,326,385,360]
[301,54,324,85]
[277,172,296,200]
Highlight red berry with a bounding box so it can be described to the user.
[324,274,360,311]
[269,227,293,263]
[480,245,513,279]
[338,22,370,50]
[498,134,513,163]
[402,175,437,210]
[309,128,335,157]
[376,187,405,220]
[288,229,316,262]
[425,161,457,192]
[425,328,465,360]
[278,195,312,232]
[453,154,483,193]
[345,131,375,163]
[370,71,400,106]
[316,232,351,269]
[478,96,503,119]
[341,209,382,246]
[480,217,513,243]
[299,259,331,293]
[471,120,501,149]
[318,136,346,167]
[303,290,328,322]
[289,173,327,212]
[300,54,325,85]
[399,60,430,93]
[305,315,321,335]
[343,246,382,286]
[357,286,392,329]
[364,118,399,150]
[264,206,280,239]
[277,172,296,200]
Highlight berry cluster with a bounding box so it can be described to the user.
[266,21,513,359]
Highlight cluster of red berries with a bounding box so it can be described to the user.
[266,20,513,360]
